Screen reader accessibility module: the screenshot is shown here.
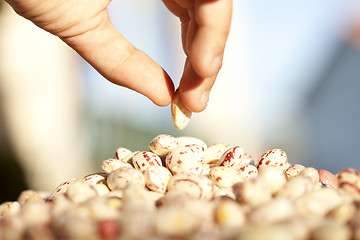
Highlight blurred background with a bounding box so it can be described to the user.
[1,0,360,202]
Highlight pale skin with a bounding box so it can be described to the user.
[5,0,232,112]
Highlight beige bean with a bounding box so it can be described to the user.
[311,219,351,240]
[276,175,314,199]
[107,167,145,191]
[120,151,139,164]
[143,165,172,193]
[167,172,215,200]
[258,166,287,194]
[148,134,179,156]
[114,147,132,160]
[295,188,342,217]
[233,177,272,207]
[237,224,298,240]
[165,146,203,174]
[132,151,162,172]
[328,203,357,224]
[0,215,25,240]
[209,166,244,188]
[214,187,236,200]
[256,149,288,171]
[249,197,294,225]
[65,180,97,204]
[0,201,21,217]
[17,190,44,207]
[92,184,110,196]
[171,89,192,130]
[215,198,246,228]
[297,167,320,183]
[202,143,232,165]
[21,201,50,227]
[285,164,306,179]
[101,158,132,174]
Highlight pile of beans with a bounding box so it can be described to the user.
[1,134,360,240]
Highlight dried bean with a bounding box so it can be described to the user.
[238,164,258,180]
[215,198,246,228]
[101,158,132,174]
[0,201,21,217]
[233,177,271,207]
[167,172,215,200]
[337,168,360,200]
[171,89,192,130]
[165,146,203,174]
[202,143,232,165]
[148,134,179,156]
[276,175,314,200]
[216,146,246,170]
[209,166,244,188]
[176,136,207,150]
[132,151,162,172]
[285,164,306,179]
[318,169,339,189]
[258,166,286,194]
[256,149,288,171]
[297,167,320,183]
[143,165,172,193]
[114,147,132,160]
[107,167,145,191]
[65,181,97,204]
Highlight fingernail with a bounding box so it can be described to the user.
[201,91,210,106]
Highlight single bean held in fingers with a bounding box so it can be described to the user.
[171,89,192,130]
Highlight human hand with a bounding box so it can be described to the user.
[5,0,232,112]
[163,0,232,112]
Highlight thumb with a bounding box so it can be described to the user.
[62,11,174,107]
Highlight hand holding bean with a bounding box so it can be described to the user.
[4,0,232,113]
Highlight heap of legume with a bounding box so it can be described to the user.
[1,134,360,240]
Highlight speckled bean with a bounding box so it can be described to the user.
[202,143,232,165]
[238,164,258,180]
[256,149,288,171]
[185,144,206,162]
[82,173,107,186]
[121,151,139,164]
[48,179,76,200]
[101,158,132,174]
[107,167,145,191]
[132,151,162,172]
[171,90,192,130]
[337,168,360,200]
[176,136,207,150]
[285,164,306,179]
[209,166,244,188]
[143,165,172,193]
[114,147,132,160]
[165,146,203,174]
[216,146,246,170]
[148,134,179,156]
[167,172,215,200]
